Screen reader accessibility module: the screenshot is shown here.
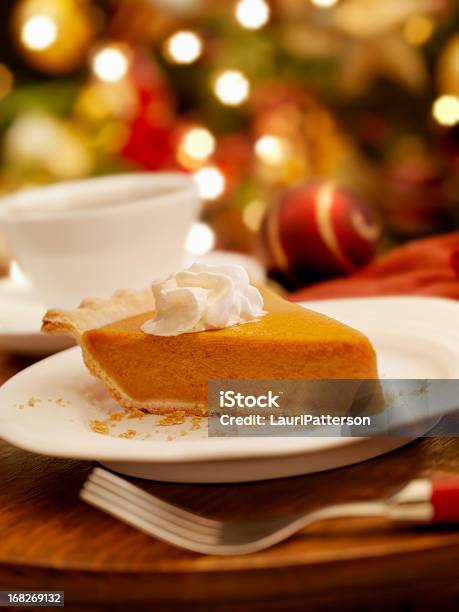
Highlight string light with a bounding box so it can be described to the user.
[432,95,459,126]
[20,15,57,51]
[403,15,434,46]
[194,166,226,200]
[92,45,130,83]
[309,0,338,8]
[181,127,215,162]
[186,222,216,256]
[235,0,270,30]
[164,31,203,64]
[255,135,288,165]
[214,70,250,106]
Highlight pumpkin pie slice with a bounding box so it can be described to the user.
[42,287,378,416]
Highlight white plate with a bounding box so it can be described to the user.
[0,296,458,483]
[0,253,265,356]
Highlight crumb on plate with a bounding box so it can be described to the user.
[89,419,110,435]
[191,416,202,430]
[159,411,186,426]
[109,412,124,422]
[55,397,70,407]
[117,429,137,439]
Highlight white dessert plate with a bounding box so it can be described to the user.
[0,253,265,356]
[0,296,458,483]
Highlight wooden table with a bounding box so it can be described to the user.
[1,351,459,611]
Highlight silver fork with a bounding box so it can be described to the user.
[79,468,446,555]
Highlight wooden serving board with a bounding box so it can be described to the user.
[1,351,459,611]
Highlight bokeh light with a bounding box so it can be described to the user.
[186,222,216,255]
[310,0,338,9]
[432,95,459,126]
[164,31,203,64]
[214,70,250,106]
[92,45,130,82]
[20,15,57,51]
[193,166,226,200]
[255,135,288,165]
[235,0,270,30]
[181,127,215,162]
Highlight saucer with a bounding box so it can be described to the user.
[0,276,73,355]
[0,253,265,355]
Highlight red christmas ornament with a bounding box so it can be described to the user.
[261,181,379,287]
[121,53,178,170]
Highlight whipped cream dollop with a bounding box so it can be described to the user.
[141,263,266,337]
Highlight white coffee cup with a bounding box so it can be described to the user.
[0,173,201,308]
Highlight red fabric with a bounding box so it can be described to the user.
[291,232,459,302]
[431,480,459,523]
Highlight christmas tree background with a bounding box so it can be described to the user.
[0,0,459,286]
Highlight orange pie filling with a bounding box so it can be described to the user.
[77,289,378,416]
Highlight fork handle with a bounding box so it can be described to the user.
[388,479,459,524]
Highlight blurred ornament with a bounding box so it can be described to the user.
[333,0,445,94]
[260,181,379,287]
[12,0,95,74]
[75,79,138,123]
[283,0,443,94]
[3,111,93,180]
[120,53,177,170]
[381,157,452,238]
[403,14,434,46]
[340,33,428,95]
[332,0,438,39]
[252,86,348,184]
[437,34,459,97]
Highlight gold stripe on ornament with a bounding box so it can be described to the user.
[315,183,355,272]
[351,209,379,242]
